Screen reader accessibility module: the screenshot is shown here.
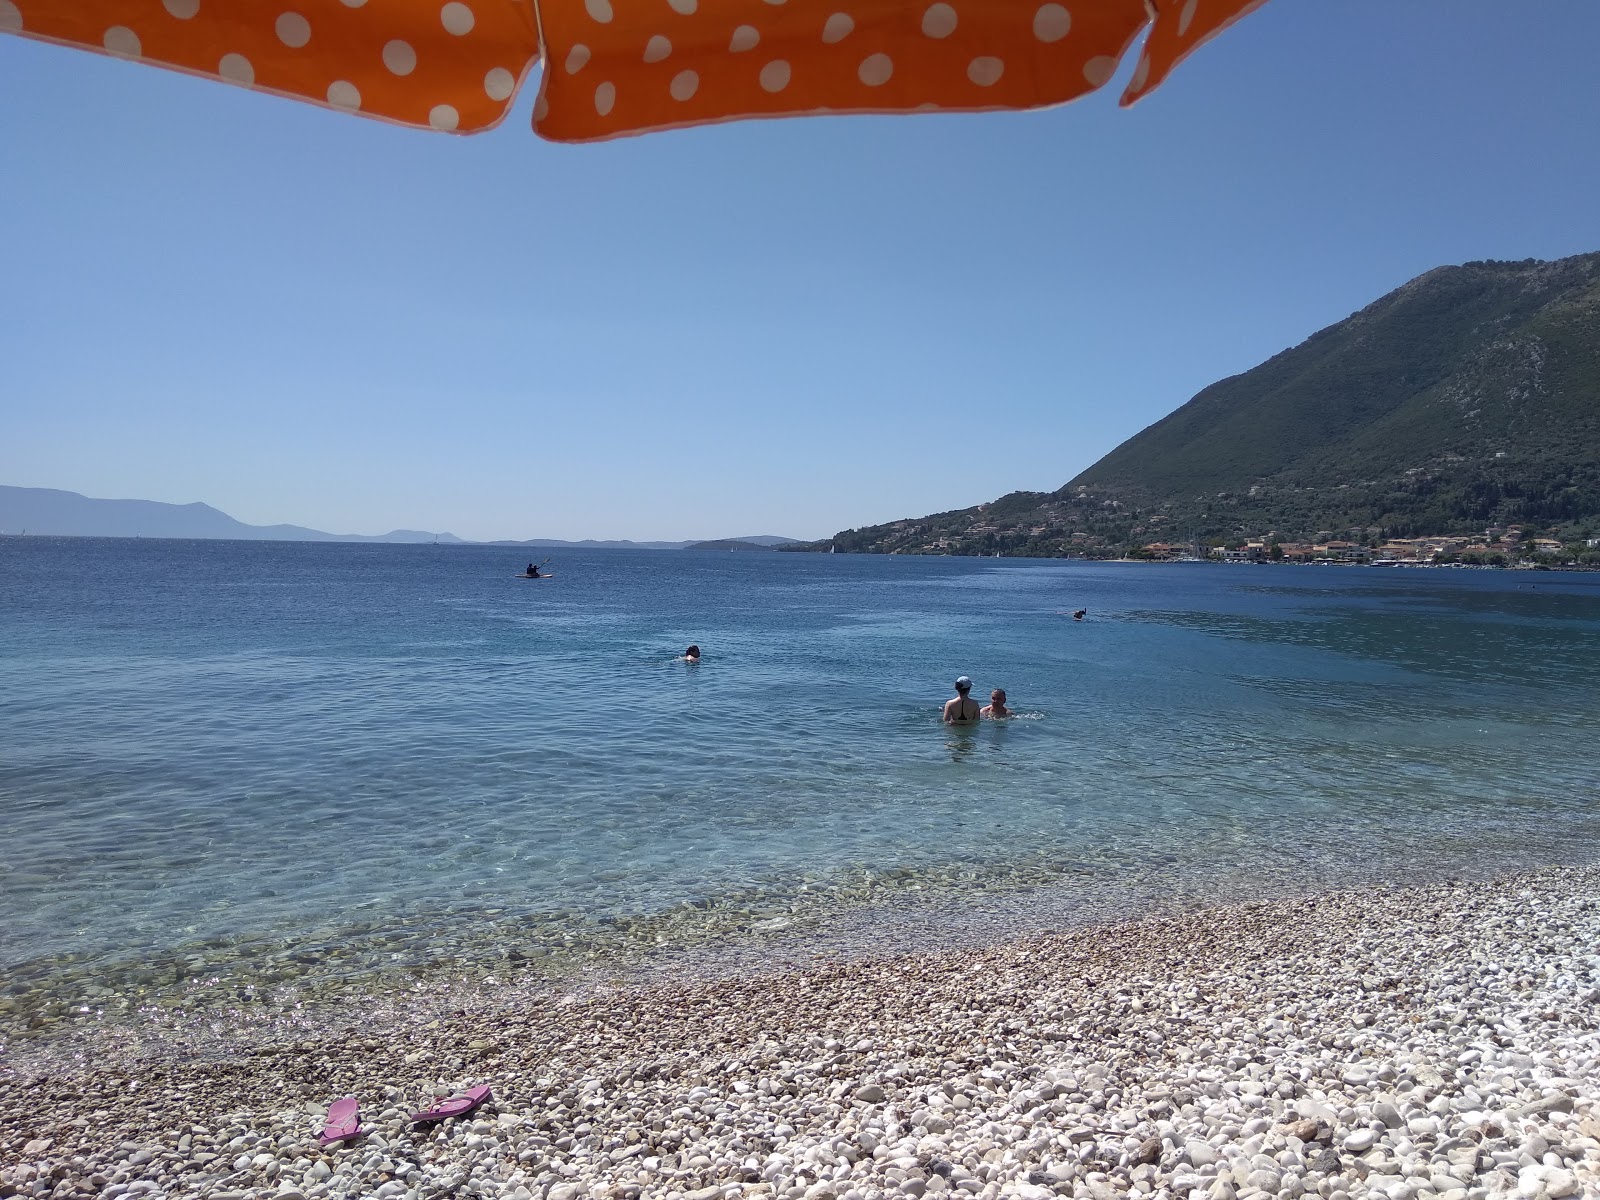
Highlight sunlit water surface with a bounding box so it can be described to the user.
[2,538,1597,1013]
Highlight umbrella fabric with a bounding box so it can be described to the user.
[0,0,1268,139]
[0,0,540,132]
[533,0,1151,143]
[1120,0,1271,106]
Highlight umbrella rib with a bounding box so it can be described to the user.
[527,0,549,82]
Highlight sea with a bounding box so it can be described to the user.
[2,537,1598,1036]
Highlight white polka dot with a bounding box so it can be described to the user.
[967,55,1003,86]
[669,69,698,100]
[759,59,791,92]
[218,52,253,82]
[162,0,199,20]
[585,0,612,23]
[326,79,361,109]
[858,52,892,87]
[534,91,550,120]
[339,0,366,7]
[441,2,474,35]
[1129,52,1150,92]
[1082,55,1115,87]
[276,12,310,47]
[484,66,516,100]
[729,24,759,52]
[821,13,853,43]
[644,34,672,63]
[383,39,417,75]
[921,3,956,38]
[566,44,590,73]
[595,81,616,115]
[1032,3,1070,42]
[0,0,24,32]
[667,0,696,11]
[429,104,460,130]
[1178,0,1198,37]
[102,25,141,57]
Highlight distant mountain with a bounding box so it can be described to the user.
[818,252,1600,555]
[0,486,800,549]
[0,486,466,543]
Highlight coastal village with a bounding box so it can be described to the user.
[848,520,1600,565]
[1140,527,1600,566]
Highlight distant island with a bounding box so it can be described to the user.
[789,252,1600,566]
[485,535,794,551]
[682,538,790,552]
[0,486,796,550]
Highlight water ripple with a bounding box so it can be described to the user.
[1,540,1597,1026]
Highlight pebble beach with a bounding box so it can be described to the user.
[4,866,1598,1200]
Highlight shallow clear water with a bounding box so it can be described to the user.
[2,538,1598,1001]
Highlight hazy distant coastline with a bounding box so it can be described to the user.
[0,486,795,550]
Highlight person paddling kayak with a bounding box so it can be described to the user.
[525,562,541,578]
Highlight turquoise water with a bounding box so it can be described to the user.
[2,538,1598,1009]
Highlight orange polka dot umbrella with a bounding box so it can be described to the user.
[0,0,1269,141]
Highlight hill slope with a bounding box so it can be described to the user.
[819,253,1600,555]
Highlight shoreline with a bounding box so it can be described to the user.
[4,866,1598,1200]
[8,834,1599,1056]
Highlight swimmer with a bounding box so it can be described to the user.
[981,688,1011,719]
[942,676,979,725]
[681,644,701,663]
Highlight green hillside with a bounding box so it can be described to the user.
[809,252,1600,556]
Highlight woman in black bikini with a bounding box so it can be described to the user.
[942,676,979,725]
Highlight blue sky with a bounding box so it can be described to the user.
[3,1,1598,541]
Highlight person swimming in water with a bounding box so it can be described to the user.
[981,688,1011,719]
[682,644,701,662]
[943,676,979,725]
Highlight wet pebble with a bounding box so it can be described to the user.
[3,867,1600,1200]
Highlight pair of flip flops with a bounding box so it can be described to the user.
[317,1084,493,1147]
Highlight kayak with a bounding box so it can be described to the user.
[512,573,555,580]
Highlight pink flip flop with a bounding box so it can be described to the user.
[318,1095,364,1147]
[411,1083,492,1126]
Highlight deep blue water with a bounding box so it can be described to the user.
[2,537,1598,991]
